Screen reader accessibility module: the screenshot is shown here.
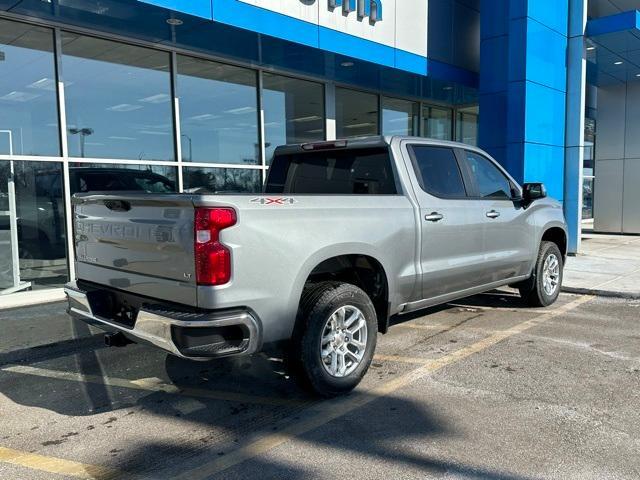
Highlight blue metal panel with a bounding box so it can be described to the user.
[523,0,569,36]
[524,18,568,92]
[479,35,508,93]
[8,0,207,44]
[506,81,526,144]
[478,92,507,148]
[523,82,566,147]
[523,143,565,201]
[505,142,524,183]
[507,17,527,83]
[395,50,428,76]
[586,9,639,37]
[504,80,566,168]
[480,0,509,38]
[480,0,569,205]
[426,59,479,88]
[136,0,213,20]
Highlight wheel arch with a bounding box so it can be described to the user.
[540,225,568,261]
[292,248,391,335]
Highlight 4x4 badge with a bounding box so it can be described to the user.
[250,197,297,205]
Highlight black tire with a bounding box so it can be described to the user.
[287,281,377,397]
[518,241,563,307]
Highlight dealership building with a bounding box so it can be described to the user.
[0,0,638,305]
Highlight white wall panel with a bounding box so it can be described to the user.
[395,0,428,56]
[318,0,397,48]
[237,0,427,56]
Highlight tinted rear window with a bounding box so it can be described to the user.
[266,147,397,194]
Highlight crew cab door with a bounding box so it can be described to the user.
[402,143,487,300]
[460,150,533,281]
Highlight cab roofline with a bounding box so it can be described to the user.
[273,136,481,156]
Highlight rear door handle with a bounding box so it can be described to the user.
[425,212,444,222]
[486,210,500,219]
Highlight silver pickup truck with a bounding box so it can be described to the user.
[65,136,567,396]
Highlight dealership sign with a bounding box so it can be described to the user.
[328,0,383,23]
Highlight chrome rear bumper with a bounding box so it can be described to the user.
[64,281,260,360]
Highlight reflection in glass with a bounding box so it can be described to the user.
[456,105,479,146]
[177,55,259,165]
[423,106,452,140]
[582,177,594,220]
[183,167,262,194]
[61,33,174,161]
[382,97,419,136]
[68,163,177,194]
[336,88,379,138]
[0,19,59,156]
[263,73,324,163]
[0,160,68,293]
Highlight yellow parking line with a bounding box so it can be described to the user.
[1,365,307,408]
[0,446,121,480]
[175,294,593,480]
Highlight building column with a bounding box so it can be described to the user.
[479,0,569,212]
[564,0,588,253]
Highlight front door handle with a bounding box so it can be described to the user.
[425,212,444,222]
[486,210,501,219]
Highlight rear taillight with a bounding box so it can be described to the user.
[194,207,237,286]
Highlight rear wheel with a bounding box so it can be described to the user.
[519,241,563,307]
[287,282,377,397]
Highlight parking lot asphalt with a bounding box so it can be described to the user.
[1,291,639,480]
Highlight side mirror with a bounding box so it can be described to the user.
[523,183,547,203]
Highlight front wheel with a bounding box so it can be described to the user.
[287,282,377,397]
[519,241,563,307]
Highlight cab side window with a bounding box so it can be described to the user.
[409,145,467,198]
[465,152,512,200]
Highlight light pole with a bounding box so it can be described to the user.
[181,134,192,162]
[68,127,94,158]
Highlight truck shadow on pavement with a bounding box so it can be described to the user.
[0,291,542,479]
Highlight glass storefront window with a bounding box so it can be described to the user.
[0,160,68,293]
[177,55,259,165]
[0,19,60,156]
[336,88,379,138]
[262,73,325,163]
[183,167,262,194]
[382,97,419,136]
[456,106,479,146]
[68,163,177,194]
[423,105,452,140]
[61,33,174,161]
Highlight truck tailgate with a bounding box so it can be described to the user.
[73,193,198,306]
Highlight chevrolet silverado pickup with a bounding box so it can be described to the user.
[65,136,568,396]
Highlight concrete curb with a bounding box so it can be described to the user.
[561,286,640,300]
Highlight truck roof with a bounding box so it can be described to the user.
[273,135,478,155]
